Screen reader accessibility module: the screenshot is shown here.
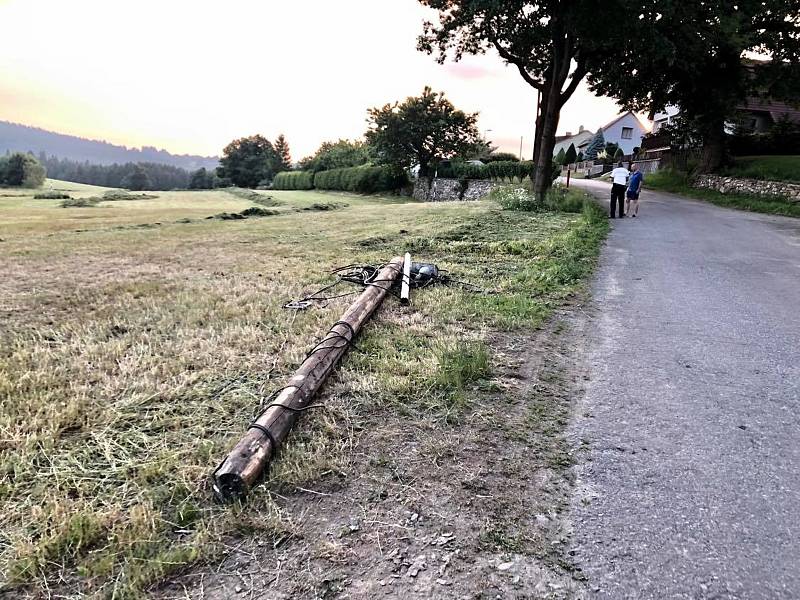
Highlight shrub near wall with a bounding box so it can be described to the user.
[313,165,407,193]
[272,171,314,190]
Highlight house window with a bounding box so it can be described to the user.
[621,126,634,139]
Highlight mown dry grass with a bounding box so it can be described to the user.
[0,181,606,598]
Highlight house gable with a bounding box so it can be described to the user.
[601,111,649,155]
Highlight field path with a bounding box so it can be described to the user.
[568,179,800,599]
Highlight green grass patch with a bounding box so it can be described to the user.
[646,169,800,218]
[433,341,491,390]
[720,155,800,183]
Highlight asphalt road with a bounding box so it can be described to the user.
[568,179,800,599]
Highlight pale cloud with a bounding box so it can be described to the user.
[0,0,640,159]
[443,62,498,81]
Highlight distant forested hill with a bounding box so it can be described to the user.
[0,121,218,170]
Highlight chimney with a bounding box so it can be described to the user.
[565,131,572,137]
[579,125,585,132]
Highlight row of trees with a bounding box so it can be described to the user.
[214,88,491,190]
[0,152,46,188]
[417,0,800,202]
[40,154,194,190]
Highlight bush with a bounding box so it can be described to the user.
[481,152,520,163]
[492,183,592,213]
[313,165,407,193]
[272,171,315,190]
[543,185,585,213]
[490,186,539,211]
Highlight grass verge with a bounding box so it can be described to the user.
[719,155,800,183]
[646,169,800,218]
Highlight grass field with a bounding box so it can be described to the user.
[645,169,800,218]
[0,181,607,598]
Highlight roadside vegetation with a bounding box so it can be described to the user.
[719,155,800,183]
[646,169,800,218]
[0,181,607,599]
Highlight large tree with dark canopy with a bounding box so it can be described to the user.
[1,152,46,187]
[417,0,631,202]
[587,1,800,173]
[365,86,481,177]
[298,139,371,173]
[217,135,279,188]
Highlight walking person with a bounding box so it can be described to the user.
[626,163,644,217]
[609,161,629,218]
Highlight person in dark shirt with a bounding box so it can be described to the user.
[626,163,644,217]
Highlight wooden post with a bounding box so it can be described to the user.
[566,168,571,188]
[212,256,404,503]
[400,252,411,306]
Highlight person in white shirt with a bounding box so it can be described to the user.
[609,161,629,218]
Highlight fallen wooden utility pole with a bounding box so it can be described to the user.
[212,256,405,503]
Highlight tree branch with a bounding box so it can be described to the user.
[559,60,588,107]
[489,36,543,90]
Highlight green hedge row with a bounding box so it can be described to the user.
[485,161,535,182]
[440,160,535,182]
[272,171,314,190]
[313,165,407,193]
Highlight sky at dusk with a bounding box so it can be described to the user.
[0,0,642,160]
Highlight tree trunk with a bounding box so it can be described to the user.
[698,119,726,173]
[532,82,562,204]
[531,93,544,171]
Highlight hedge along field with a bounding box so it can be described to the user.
[313,165,407,193]
[272,171,314,190]
[438,160,535,183]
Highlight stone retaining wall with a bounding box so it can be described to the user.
[693,174,800,203]
[412,177,496,202]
